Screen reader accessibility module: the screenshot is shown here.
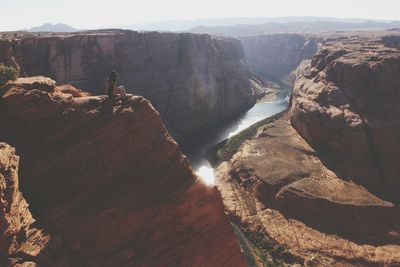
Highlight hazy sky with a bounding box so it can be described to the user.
[2,0,400,31]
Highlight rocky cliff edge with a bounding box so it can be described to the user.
[0,77,246,266]
[0,30,270,139]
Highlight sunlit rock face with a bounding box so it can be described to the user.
[211,33,400,265]
[0,143,62,266]
[0,30,265,139]
[1,141,71,266]
[290,35,400,202]
[0,77,247,267]
[213,116,400,265]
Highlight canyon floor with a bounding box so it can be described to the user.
[213,116,400,266]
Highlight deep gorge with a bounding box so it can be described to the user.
[1,29,399,266]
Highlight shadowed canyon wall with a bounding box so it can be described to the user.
[0,30,265,139]
[240,34,321,85]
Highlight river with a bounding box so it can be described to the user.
[180,95,290,186]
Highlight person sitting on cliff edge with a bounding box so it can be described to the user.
[105,70,127,100]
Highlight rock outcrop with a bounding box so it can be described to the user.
[0,143,51,266]
[239,34,321,85]
[0,30,265,139]
[0,77,246,266]
[212,115,400,266]
[290,35,400,202]
[210,34,400,265]
[0,142,71,266]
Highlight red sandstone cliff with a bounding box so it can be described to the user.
[290,34,400,202]
[0,30,267,139]
[0,143,51,266]
[210,33,400,265]
[0,77,246,266]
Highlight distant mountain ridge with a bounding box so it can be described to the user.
[120,17,400,33]
[189,20,400,37]
[25,23,77,32]
[18,17,400,35]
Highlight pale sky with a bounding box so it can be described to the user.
[2,0,400,31]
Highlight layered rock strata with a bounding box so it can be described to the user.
[0,143,50,266]
[290,35,400,202]
[0,30,265,139]
[211,34,400,265]
[0,77,246,267]
[213,115,400,266]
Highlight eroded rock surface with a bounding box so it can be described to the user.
[211,34,400,265]
[0,143,53,266]
[0,30,265,139]
[290,35,400,201]
[213,116,400,266]
[0,77,246,267]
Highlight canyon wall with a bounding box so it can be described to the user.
[0,143,52,266]
[210,33,400,265]
[0,30,264,139]
[290,35,400,202]
[239,34,320,85]
[0,77,246,266]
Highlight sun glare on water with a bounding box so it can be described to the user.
[196,165,215,186]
